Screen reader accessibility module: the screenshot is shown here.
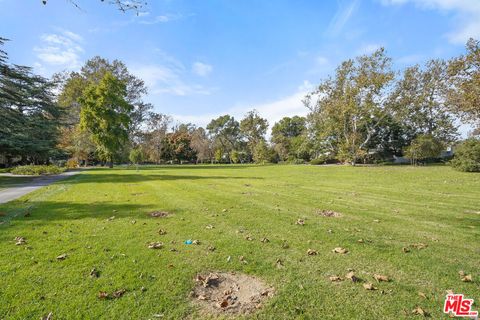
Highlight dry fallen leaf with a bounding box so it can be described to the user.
[107,216,115,221]
[207,245,216,252]
[205,225,214,229]
[14,236,26,245]
[41,312,53,320]
[461,274,473,282]
[373,274,390,282]
[147,242,164,249]
[346,271,361,283]
[412,306,427,316]
[245,235,254,241]
[329,275,342,282]
[275,258,284,268]
[98,291,109,299]
[357,239,365,243]
[56,253,67,260]
[112,289,126,298]
[295,219,305,226]
[307,249,318,256]
[411,243,428,250]
[281,241,290,249]
[332,247,348,254]
[90,268,100,278]
[261,237,270,243]
[239,256,248,264]
[158,229,167,235]
[418,292,427,299]
[402,247,411,253]
[192,240,201,245]
[363,283,377,290]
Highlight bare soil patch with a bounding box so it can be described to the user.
[149,211,170,218]
[191,272,274,316]
[316,209,342,217]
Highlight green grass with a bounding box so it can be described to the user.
[0,165,478,319]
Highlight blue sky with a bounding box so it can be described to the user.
[1,0,479,129]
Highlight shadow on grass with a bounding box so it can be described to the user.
[0,200,186,229]
[64,172,263,184]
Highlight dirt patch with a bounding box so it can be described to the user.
[316,209,342,217]
[191,272,274,316]
[149,211,170,218]
[0,211,6,217]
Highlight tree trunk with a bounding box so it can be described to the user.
[108,156,113,168]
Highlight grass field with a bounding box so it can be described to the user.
[0,165,478,319]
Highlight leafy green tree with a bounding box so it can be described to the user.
[404,134,443,165]
[190,127,214,163]
[0,38,62,165]
[450,138,480,172]
[79,72,132,167]
[390,60,458,143]
[271,116,306,161]
[253,140,274,164]
[142,112,171,164]
[56,56,152,161]
[207,115,240,162]
[305,48,395,164]
[240,110,268,157]
[129,148,143,170]
[448,38,480,131]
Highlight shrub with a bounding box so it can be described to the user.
[66,158,79,169]
[404,134,443,165]
[310,154,338,165]
[450,138,480,172]
[11,165,66,176]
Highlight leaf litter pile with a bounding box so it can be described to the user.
[191,272,274,316]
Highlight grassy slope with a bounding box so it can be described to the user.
[0,165,478,319]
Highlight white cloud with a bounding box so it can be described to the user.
[34,30,84,71]
[171,81,311,131]
[326,0,359,36]
[356,43,383,55]
[192,62,213,77]
[132,51,215,97]
[316,56,329,65]
[381,0,480,44]
[138,13,183,25]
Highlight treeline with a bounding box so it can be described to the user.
[0,38,479,169]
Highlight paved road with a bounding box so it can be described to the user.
[0,171,79,204]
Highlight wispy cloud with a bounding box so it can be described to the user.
[171,81,311,131]
[381,0,480,44]
[192,62,213,77]
[131,52,215,96]
[33,29,84,74]
[356,43,383,55]
[326,0,359,36]
[138,13,184,25]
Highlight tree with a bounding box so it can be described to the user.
[143,112,171,163]
[390,60,458,143]
[253,140,272,164]
[129,148,143,170]
[404,134,443,165]
[305,48,395,164]
[271,116,306,161]
[240,110,268,157]
[448,38,480,131]
[207,115,240,162]
[0,38,62,165]
[190,127,214,163]
[450,138,480,172]
[56,56,151,162]
[79,72,132,167]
